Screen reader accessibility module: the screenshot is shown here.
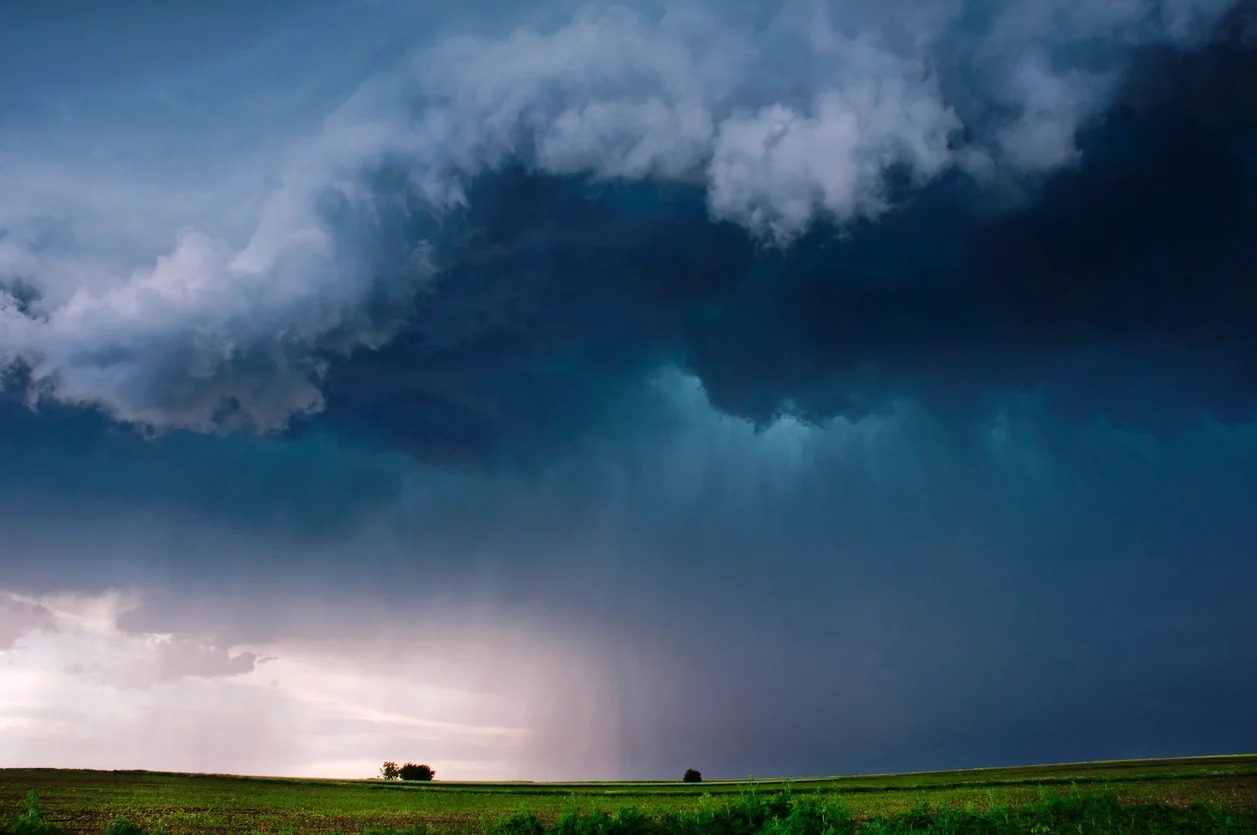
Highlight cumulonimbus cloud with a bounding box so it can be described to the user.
[0,0,1247,439]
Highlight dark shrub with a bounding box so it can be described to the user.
[399,763,436,781]
[682,768,702,783]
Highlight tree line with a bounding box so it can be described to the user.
[379,762,434,781]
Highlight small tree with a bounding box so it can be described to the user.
[683,768,702,783]
[399,762,436,781]
[380,761,400,780]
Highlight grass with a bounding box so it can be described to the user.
[1,755,1254,833]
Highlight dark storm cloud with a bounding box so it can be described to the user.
[4,3,1251,475]
[4,0,1246,441]
[308,5,1257,461]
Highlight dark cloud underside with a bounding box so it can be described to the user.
[303,10,1257,463]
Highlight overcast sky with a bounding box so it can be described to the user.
[1,0,1255,780]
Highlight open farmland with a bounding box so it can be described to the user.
[2,755,1256,833]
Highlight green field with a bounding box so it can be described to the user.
[3,755,1256,833]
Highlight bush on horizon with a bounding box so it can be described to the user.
[399,762,436,782]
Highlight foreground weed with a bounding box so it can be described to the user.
[485,810,546,835]
[551,806,657,835]
[6,790,63,835]
[104,818,153,835]
[760,794,856,835]
[2,794,167,835]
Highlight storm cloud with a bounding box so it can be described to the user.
[1,0,1255,780]
[2,0,1253,443]
[309,4,1257,461]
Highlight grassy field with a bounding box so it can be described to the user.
[2,755,1255,833]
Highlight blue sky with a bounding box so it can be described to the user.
[1,0,1254,779]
